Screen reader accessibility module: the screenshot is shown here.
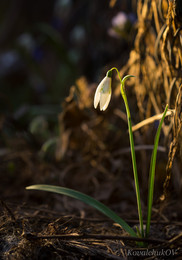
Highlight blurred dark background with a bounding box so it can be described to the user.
[1,1,182,237]
[0,0,137,118]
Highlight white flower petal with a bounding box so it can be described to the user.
[94,89,100,109]
[94,76,112,111]
[100,91,111,111]
[101,92,111,111]
[94,77,105,108]
[101,77,111,93]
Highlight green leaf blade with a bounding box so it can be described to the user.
[26,184,137,237]
[146,104,168,237]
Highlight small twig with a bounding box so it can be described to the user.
[113,145,166,156]
[168,233,182,244]
[23,233,167,244]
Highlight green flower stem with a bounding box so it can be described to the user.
[109,68,144,237]
[146,105,168,237]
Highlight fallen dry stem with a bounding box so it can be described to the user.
[23,233,167,244]
[132,110,174,132]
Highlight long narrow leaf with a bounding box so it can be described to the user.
[146,105,168,236]
[26,184,137,237]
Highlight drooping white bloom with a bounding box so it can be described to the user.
[94,76,112,111]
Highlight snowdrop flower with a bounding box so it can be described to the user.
[94,73,112,111]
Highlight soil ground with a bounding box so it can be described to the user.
[0,127,182,259]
